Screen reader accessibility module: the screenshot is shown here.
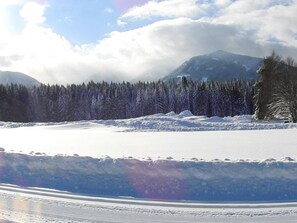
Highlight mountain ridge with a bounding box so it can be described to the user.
[163,50,262,82]
[0,71,40,87]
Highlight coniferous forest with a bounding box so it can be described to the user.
[0,79,254,122]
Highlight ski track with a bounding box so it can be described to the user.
[1,184,297,223]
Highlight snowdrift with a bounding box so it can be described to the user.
[1,112,297,132]
[1,152,297,202]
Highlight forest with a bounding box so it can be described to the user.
[0,79,254,122]
[1,51,296,123]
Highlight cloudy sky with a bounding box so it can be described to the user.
[0,0,297,84]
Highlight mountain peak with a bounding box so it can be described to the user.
[209,50,230,55]
[163,51,262,82]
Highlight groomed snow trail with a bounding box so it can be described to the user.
[1,184,297,223]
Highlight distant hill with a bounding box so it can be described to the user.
[0,71,40,87]
[163,50,262,82]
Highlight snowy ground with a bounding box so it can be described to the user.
[1,111,297,221]
[1,184,297,223]
[0,111,297,160]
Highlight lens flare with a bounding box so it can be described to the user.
[124,159,185,200]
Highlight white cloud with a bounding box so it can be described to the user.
[0,0,25,39]
[91,18,265,80]
[0,0,25,7]
[211,0,297,47]
[120,0,203,21]
[0,11,10,40]
[214,0,233,7]
[2,0,297,84]
[117,19,127,27]
[19,1,47,24]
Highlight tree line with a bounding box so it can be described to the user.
[0,79,254,122]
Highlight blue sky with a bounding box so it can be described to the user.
[0,0,297,84]
[44,0,147,44]
[4,0,152,44]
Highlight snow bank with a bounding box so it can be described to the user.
[1,112,296,132]
[1,152,297,202]
[178,110,193,118]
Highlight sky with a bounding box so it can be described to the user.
[0,0,297,84]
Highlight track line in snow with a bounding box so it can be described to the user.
[1,184,297,222]
[1,184,297,210]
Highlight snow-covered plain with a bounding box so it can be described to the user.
[1,111,297,222]
[0,111,297,160]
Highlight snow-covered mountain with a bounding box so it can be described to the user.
[163,50,262,82]
[0,70,40,87]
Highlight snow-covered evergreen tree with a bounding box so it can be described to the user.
[254,52,297,122]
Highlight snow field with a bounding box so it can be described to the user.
[0,111,297,203]
[1,112,297,221]
[0,111,297,161]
